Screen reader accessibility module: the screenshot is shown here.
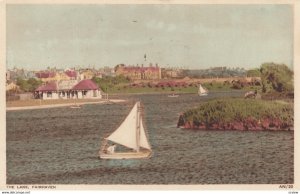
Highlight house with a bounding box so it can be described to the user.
[35,79,102,100]
[115,64,161,80]
[161,68,184,79]
[80,69,95,80]
[35,71,56,82]
[64,70,77,80]
[35,70,78,82]
[6,81,19,91]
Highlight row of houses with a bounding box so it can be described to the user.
[115,64,162,80]
[35,69,104,82]
[7,65,184,84]
[6,67,115,83]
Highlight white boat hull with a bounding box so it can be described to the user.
[168,95,179,98]
[70,106,81,109]
[99,150,152,159]
[199,93,208,96]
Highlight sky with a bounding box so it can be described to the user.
[6,4,293,70]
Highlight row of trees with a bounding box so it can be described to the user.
[246,63,293,99]
[260,63,293,93]
[182,68,246,78]
[15,78,42,93]
[92,75,130,92]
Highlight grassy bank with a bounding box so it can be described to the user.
[105,83,261,94]
[178,98,293,130]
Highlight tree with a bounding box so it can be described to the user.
[92,75,129,92]
[246,68,261,77]
[16,77,42,92]
[260,63,293,93]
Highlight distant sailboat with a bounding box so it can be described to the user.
[99,101,152,159]
[70,105,81,109]
[198,84,208,96]
[168,94,179,98]
[70,101,81,109]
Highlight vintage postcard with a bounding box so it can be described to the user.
[1,0,299,192]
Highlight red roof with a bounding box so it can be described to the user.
[65,70,77,78]
[35,82,57,91]
[36,72,56,79]
[72,79,99,90]
[35,79,99,91]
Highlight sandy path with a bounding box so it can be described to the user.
[6,99,126,111]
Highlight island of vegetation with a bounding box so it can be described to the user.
[177,98,293,130]
[177,63,294,131]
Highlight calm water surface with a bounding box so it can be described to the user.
[6,92,294,184]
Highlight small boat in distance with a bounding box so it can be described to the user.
[168,94,179,98]
[99,101,152,159]
[198,84,208,96]
[244,90,257,99]
[70,103,81,109]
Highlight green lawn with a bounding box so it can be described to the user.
[180,98,293,129]
[104,83,261,94]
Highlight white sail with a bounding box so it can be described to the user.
[139,118,151,150]
[99,101,152,159]
[198,84,208,95]
[106,103,138,150]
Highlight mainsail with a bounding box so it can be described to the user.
[198,84,208,95]
[139,117,151,150]
[106,102,151,151]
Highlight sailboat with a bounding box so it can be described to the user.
[99,101,152,159]
[168,93,179,98]
[198,84,208,96]
[70,100,81,109]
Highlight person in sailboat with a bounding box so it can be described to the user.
[107,144,117,154]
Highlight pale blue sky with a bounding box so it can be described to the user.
[6,4,293,70]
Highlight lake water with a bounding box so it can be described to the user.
[6,92,294,184]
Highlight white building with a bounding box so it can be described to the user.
[35,79,103,100]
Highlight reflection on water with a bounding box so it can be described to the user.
[6,92,294,184]
[103,159,142,168]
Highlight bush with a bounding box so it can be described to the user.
[260,63,293,93]
[181,98,293,127]
[16,77,42,92]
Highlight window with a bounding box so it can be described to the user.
[47,92,52,98]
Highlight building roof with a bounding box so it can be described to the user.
[58,80,79,90]
[35,79,99,91]
[35,82,57,91]
[36,72,56,79]
[65,70,77,78]
[72,79,99,90]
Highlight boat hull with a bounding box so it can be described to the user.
[70,106,81,109]
[199,93,208,96]
[99,150,152,159]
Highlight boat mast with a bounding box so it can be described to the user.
[136,101,141,152]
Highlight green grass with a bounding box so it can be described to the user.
[107,85,198,94]
[104,83,261,94]
[182,98,293,126]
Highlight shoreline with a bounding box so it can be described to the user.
[6,99,126,111]
[107,89,246,96]
[6,90,245,110]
